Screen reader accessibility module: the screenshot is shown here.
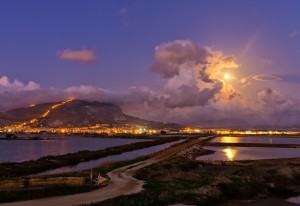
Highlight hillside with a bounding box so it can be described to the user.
[0,100,181,129]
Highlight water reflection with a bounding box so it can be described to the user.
[197,146,300,161]
[223,147,237,161]
[0,136,148,163]
[287,196,300,204]
[213,136,300,144]
[39,139,184,175]
[219,136,240,143]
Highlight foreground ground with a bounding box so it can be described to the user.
[84,148,300,205]
[0,137,210,206]
[1,136,300,206]
[0,136,181,179]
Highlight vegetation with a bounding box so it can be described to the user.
[0,185,97,203]
[0,155,150,203]
[84,156,300,205]
[47,155,150,178]
[0,137,181,179]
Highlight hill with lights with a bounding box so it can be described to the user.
[0,100,181,131]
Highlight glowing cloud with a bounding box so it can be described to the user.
[150,40,238,108]
[58,48,96,62]
[253,74,281,81]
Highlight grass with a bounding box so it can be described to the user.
[219,178,267,199]
[83,156,300,206]
[292,171,300,181]
[84,191,162,206]
[0,185,98,203]
[82,189,222,206]
[0,156,149,203]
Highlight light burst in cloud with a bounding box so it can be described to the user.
[58,48,96,62]
[150,40,238,108]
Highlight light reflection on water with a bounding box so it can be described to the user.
[219,136,240,143]
[287,196,300,204]
[0,136,148,163]
[39,139,184,175]
[197,146,300,161]
[213,136,300,144]
[223,147,237,161]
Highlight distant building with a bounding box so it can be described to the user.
[6,133,18,139]
[160,130,167,135]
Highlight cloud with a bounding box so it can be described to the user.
[240,74,281,86]
[0,74,299,128]
[58,48,96,62]
[0,76,40,91]
[290,31,300,38]
[151,40,238,108]
[256,88,300,125]
[253,74,281,81]
[2,39,300,128]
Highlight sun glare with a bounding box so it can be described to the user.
[224,73,230,80]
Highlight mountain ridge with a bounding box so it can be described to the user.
[0,100,182,129]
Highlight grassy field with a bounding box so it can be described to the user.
[0,155,149,203]
[84,156,300,206]
[0,185,98,203]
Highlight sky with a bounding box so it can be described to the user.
[1,0,300,127]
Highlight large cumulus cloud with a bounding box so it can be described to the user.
[151,40,238,108]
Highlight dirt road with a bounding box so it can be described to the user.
[1,137,209,206]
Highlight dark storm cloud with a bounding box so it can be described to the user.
[150,40,238,108]
[150,40,210,79]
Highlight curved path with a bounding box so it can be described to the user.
[1,137,210,206]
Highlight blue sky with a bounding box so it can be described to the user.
[1,0,300,126]
[0,0,299,90]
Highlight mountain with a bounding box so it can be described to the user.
[0,100,181,129]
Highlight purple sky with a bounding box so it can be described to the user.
[1,0,300,127]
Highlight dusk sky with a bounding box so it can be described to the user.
[1,0,300,127]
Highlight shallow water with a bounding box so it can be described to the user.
[212,136,300,144]
[287,196,300,204]
[0,136,147,163]
[197,146,300,161]
[40,139,185,175]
